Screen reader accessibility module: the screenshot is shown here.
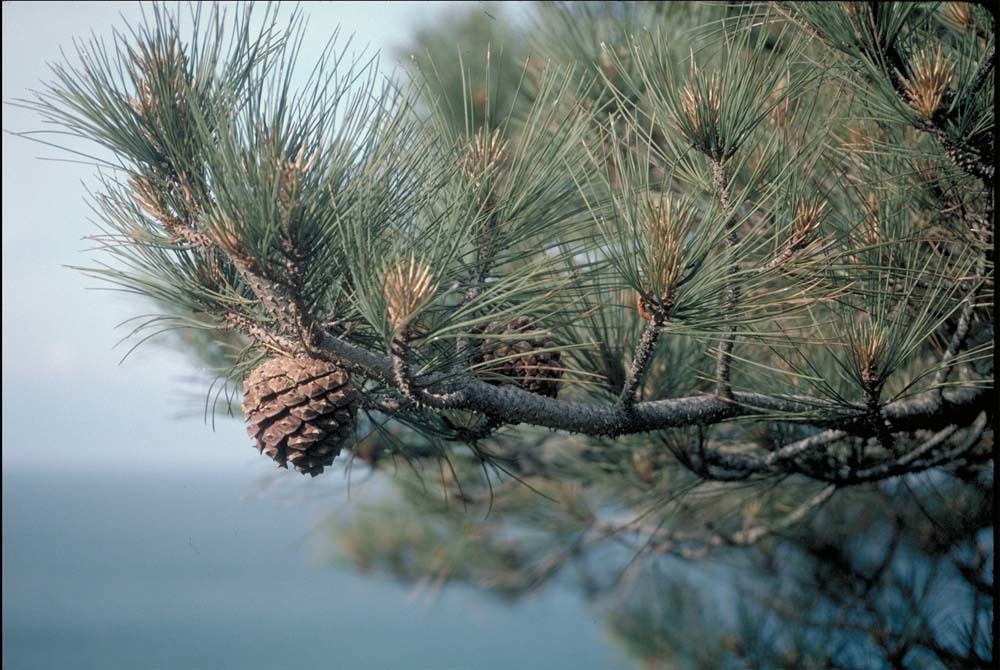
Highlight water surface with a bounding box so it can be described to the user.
[3,471,631,670]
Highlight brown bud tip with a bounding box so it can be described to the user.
[384,257,434,330]
[678,72,721,136]
[852,319,888,388]
[276,146,318,209]
[460,128,507,186]
[642,195,688,308]
[792,199,826,246]
[903,47,954,120]
[636,292,653,321]
[129,174,169,221]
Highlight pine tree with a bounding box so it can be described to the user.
[14,3,994,663]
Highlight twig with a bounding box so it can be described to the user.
[698,429,847,476]
[595,484,836,555]
[222,312,285,354]
[863,378,896,453]
[933,213,991,393]
[710,158,739,399]
[729,484,836,545]
[618,315,664,409]
[360,392,419,415]
[143,165,320,354]
[390,327,466,409]
[818,412,987,484]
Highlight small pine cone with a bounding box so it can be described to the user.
[243,357,358,476]
[477,316,563,398]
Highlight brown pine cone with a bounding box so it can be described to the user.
[243,357,358,476]
[477,316,563,398]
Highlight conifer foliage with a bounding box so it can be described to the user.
[17,1,993,489]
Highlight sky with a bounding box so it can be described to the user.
[0,1,498,474]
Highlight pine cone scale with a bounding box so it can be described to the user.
[248,368,345,406]
[242,356,358,476]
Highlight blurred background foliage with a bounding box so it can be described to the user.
[321,458,992,669]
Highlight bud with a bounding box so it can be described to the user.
[128,37,190,116]
[209,215,244,256]
[636,292,653,321]
[791,199,826,248]
[678,72,722,140]
[903,47,954,120]
[852,318,888,390]
[129,173,171,221]
[641,195,689,315]
[384,258,434,330]
[460,128,507,189]
[277,145,317,210]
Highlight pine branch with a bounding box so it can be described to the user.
[284,326,994,443]
[919,122,994,182]
[922,174,994,398]
[595,484,836,555]
[728,484,836,545]
[455,131,507,371]
[130,135,321,355]
[700,429,848,475]
[873,22,994,182]
[710,158,739,399]
[389,327,466,410]
[617,313,665,409]
[811,411,989,485]
[862,376,896,453]
[223,312,286,354]
[933,226,990,393]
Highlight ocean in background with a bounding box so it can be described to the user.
[3,471,631,670]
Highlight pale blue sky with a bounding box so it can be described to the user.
[1,1,503,474]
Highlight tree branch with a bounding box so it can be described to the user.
[595,484,837,556]
[797,412,988,485]
[867,18,995,182]
[617,315,664,409]
[933,229,990,392]
[289,326,994,442]
[700,429,848,475]
[389,327,466,410]
[710,158,739,398]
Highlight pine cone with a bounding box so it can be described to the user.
[477,316,563,398]
[243,357,358,476]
